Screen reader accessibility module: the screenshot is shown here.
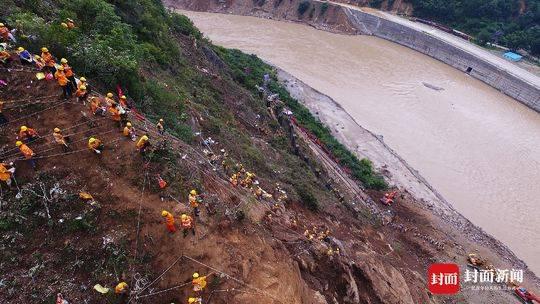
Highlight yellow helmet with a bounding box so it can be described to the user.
[34,55,41,60]
[126,122,132,127]
[41,47,49,53]
[107,93,113,98]
[190,190,197,195]
[80,77,86,82]
[161,210,168,217]
[159,118,164,122]
[89,137,96,144]
[0,23,4,27]
[17,47,24,52]
[57,65,64,71]
[20,126,28,132]
[15,141,23,147]
[79,85,86,90]
[60,58,68,64]
[61,22,68,28]
[120,95,127,99]
[141,135,149,141]
[188,298,196,304]
[54,128,61,133]
[192,272,199,279]
[181,214,187,220]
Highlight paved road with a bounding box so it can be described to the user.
[324,1,540,88]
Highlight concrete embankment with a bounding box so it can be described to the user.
[166,0,540,112]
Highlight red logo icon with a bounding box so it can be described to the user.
[428,263,460,295]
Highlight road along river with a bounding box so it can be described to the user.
[180,11,540,275]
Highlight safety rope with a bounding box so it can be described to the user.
[1,94,58,104]
[0,100,70,128]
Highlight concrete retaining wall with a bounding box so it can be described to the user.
[344,8,540,112]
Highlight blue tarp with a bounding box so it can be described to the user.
[503,52,523,62]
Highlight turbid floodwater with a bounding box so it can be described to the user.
[180,11,540,274]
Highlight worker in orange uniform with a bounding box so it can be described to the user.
[192,272,207,292]
[161,210,176,233]
[75,85,88,104]
[19,126,38,143]
[119,95,128,107]
[105,92,115,108]
[108,103,122,127]
[54,66,71,98]
[115,281,128,294]
[156,118,165,135]
[16,141,36,169]
[0,23,15,43]
[136,135,151,155]
[0,162,15,187]
[188,189,201,217]
[0,48,11,64]
[88,137,104,154]
[123,122,136,141]
[66,18,76,29]
[181,213,195,237]
[41,47,56,73]
[33,55,46,69]
[90,97,106,116]
[53,128,69,152]
[60,58,76,91]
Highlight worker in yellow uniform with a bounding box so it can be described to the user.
[0,162,15,187]
[156,118,164,135]
[16,141,36,169]
[192,272,207,293]
[188,189,201,217]
[88,137,104,154]
[123,122,136,141]
[19,126,39,143]
[136,135,151,155]
[60,58,76,91]
[181,213,195,237]
[161,210,176,233]
[54,66,71,98]
[41,47,56,73]
[53,128,69,152]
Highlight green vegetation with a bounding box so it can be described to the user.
[397,0,540,55]
[213,47,387,190]
[298,1,311,16]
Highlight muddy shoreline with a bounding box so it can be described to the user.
[274,66,540,289]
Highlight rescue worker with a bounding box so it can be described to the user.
[156,118,164,135]
[19,126,38,143]
[60,58,76,90]
[75,85,88,104]
[66,18,76,29]
[230,173,238,187]
[0,48,10,64]
[136,135,150,155]
[54,65,71,98]
[161,210,176,233]
[33,55,46,69]
[0,23,15,43]
[90,97,106,116]
[0,101,7,125]
[16,141,36,169]
[115,281,128,294]
[188,189,201,217]
[123,122,136,141]
[53,128,69,152]
[119,95,128,108]
[78,77,91,96]
[41,47,56,73]
[16,47,32,64]
[180,213,195,237]
[0,162,15,187]
[88,137,104,154]
[105,92,115,108]
[108,103,121,127]
[192,272,207,292]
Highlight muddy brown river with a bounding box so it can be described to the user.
[181,11,540,274]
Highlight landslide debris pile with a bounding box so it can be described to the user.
[0,1,441,304]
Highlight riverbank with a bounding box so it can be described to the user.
[275,66,540,293]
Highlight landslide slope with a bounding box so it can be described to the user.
[1,1,440,304]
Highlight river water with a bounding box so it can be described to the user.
[181,11,540,274]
